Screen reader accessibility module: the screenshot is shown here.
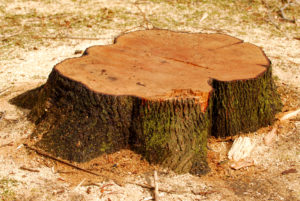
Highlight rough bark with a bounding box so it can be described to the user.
[212,66,282,137]
[30,69,211,175]
[25,30,281,175]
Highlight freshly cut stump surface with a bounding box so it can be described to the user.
[30,30,281,175]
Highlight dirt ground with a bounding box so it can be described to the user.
[0,0,299,200]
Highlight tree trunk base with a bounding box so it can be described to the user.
[18,30,281,175]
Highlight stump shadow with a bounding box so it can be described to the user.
[9,85,44,110]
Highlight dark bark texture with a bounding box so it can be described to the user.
[31,69,211,174]
[212,66,282,138]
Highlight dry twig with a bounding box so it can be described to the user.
[74,178,86,191]
[120,25,144,35]
[0,31,22,41]
[83,182,101,187]
[20,166,40,173]
[0,86,12,95]
[279,0,296,23]
[261,0,281,29]
[264,108,300,145]
[23,143,105,177]
[134,1,157,30]
[24,144,125,186]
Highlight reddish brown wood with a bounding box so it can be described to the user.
[57,30,269,112]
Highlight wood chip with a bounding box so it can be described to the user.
[228,137,256,161]
[74,50,83,55]
[280,108,300,121]
[199,13,208,22]
[16,144,23,150]
[74,178,86,191]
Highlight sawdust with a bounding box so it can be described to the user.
[0,0,300,200]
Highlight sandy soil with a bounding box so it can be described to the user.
[0,0,299,200]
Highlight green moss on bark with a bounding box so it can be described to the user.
[211,66,282,138]
[130,98,211,174]
[31,69,134,162]
[26,61,281,175]
[28,69,211,174]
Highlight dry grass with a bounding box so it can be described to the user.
[0,0,299,200]
[1,0,299,60]
[0,177,18,201]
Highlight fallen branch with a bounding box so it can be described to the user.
[23,143,104,177]
[20,166,40,173]
[24,144,126,186]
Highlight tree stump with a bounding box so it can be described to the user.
[30,30,281,175]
